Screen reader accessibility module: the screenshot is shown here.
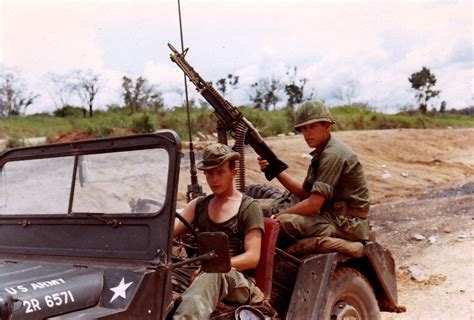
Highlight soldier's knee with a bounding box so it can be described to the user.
[277,215,300,236]
[196,272,223,285]
[276,213,290,223]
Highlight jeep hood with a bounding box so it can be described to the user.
[0,259,161,320]
[0,260,104,319]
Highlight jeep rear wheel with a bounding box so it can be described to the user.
[324,267,380,320]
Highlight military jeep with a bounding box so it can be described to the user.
[0,131,403,319]
[0,131,187,319]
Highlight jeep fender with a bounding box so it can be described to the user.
[286,242,403,319]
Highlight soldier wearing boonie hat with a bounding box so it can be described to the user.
[173,143,265,319]
[196,143,240,170]
[257,100,371,253]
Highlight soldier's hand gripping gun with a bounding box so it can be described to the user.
[168,43,288,181]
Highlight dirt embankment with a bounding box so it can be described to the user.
[178,128,474,319]
[179,128,473,204]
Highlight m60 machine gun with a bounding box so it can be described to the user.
[168,43,288,190]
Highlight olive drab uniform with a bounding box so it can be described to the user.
[174,194,265,320]
[277,134,371,243]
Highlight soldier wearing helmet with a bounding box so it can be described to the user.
[258,101,370,249]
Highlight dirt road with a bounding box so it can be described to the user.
[178,128,473,319]
[381,230,473,320]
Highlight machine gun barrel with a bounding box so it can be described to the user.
[168,43,288,181]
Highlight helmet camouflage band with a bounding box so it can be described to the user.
[196,143,240,170]
[294,101,336,131]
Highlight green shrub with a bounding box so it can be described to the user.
[241,108,266,128]
[262,116,288,136]
[53,105,85,118]
[196,112,217,134]
[6,136,26,149]
[84,123,113,137]
[130,113,155,133]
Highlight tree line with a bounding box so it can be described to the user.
[0,65,445,118]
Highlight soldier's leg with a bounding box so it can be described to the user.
[276,212,336,247]
[332,215,370,241]
[222,270,260,304]
[173,272,226,320]
[286,236,364,257]
[173,269,254,320]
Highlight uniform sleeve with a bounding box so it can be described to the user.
[302,165,314,192]
[310,151,345,200]
[241,199,265,236]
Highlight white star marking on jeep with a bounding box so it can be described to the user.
[109,277,133,303]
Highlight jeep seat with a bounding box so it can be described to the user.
[254,218,280,299]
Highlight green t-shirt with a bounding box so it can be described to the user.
[303,135,370,212]
[194,194,264,258]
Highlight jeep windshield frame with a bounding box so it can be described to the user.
[0,131,181,261]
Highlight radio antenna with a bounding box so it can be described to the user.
[177,0,203,201]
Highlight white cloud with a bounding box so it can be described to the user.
[144,62,183,91]
[2,3,104,74]
[0,0,472,114]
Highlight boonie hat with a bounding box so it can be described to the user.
[197,143,240,170]
[294,101,336,131]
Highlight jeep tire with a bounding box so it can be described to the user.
[323,267,380,320]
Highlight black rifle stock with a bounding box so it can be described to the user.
[168,43,288,181]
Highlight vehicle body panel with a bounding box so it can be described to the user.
[270,243,401,318]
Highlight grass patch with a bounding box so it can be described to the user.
[6,135,26,149]
[1,104,472,143]
[331,105,474,131]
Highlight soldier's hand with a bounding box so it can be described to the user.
[272,210,286,219]
[257,156,269,172]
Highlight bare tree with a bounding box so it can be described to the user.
[46,72,75,108]
[250,77,283,110]
[122,76,163,113]
[264,78,282,110]
[71,69,101,117]
[249,82,264,109]
[215,74,239,96]
[173,86,184,103]
[332,79,360,105]
[284,66,312,109]
[0,70,38,117]
[439,100,447,113]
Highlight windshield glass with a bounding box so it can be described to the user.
[0,148,169,215]
[0,157,73,215]
[73,148,168,214]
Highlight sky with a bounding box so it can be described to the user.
[0,0,472,114]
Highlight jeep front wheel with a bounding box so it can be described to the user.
[323,267,380,320]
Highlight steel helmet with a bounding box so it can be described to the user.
[294,101,336,131]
